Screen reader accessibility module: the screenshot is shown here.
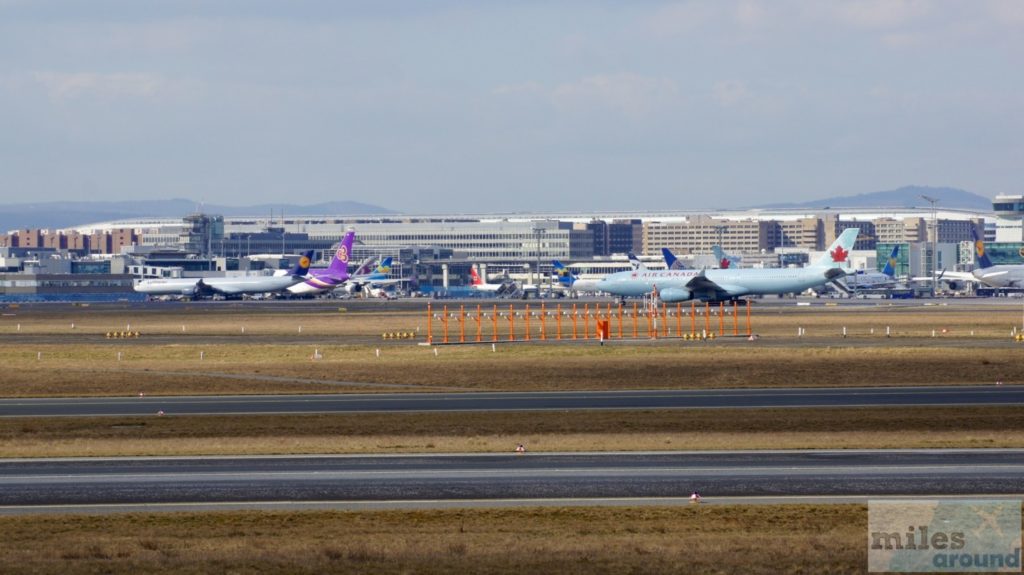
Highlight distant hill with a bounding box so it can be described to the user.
[753,186,993,212]
[0,199,394,232]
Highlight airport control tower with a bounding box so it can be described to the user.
[993,194,1024,242]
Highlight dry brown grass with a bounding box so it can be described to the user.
[3,407,1020,457]
[1,342,1022,396]
[0,505,867,574]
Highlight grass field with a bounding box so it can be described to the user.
[0,504,867,574]
[1,342,1023,396]
[3,406,1020,457]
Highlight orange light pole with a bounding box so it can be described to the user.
[524,304,531,341]
[540,303,547,341]
[746,299,752,336]
[704,302,711,334]
[718,302,724,335]
[508,304,515,341]
[676,303,682,336]
[556,304,563,340]
[647,301,655,339]
[572,304,578,340]
[632,302,638,338]
[476,305,483,342]
[690,301,696,336]
[662,303,668,337]
[583,304,590,340]
[617,304,624,339]
[427,303,433,344]
[493,304,499,342]
[458,304,465,343]
[733,301,739,336]
[442,304,449,344]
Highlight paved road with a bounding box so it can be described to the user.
[0,450,1021,513]
[1,385,1022,417]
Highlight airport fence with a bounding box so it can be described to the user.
[425,300,752,344]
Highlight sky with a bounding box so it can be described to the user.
[1,1,1022,213]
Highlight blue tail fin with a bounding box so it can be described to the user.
[661,247,686,270]
[327,231,355,277]
[288,250,315,276]
[551,260,576,287]
[971,228,994,269]
[880,244,899,277]
[628,252,646,270]
[374,257,393,275]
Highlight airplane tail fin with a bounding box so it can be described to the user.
[711,245,735,269]
[551,260,576,286]
[327,231,355,277]
[628,252,646,270]
[661,248,686,270]
[470,266,484,286]
[971,227,994,269]
[812,228,859,268]
[374,257,393,275]
[881,244,900,277]
[288,250,315,276]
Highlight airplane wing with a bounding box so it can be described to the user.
[683,272,736,300]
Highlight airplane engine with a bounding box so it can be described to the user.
[658,287,693,302]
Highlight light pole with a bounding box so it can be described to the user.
[533,225,546,294]
[920,195,939,297]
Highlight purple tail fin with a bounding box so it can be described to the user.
[327,231,355,278]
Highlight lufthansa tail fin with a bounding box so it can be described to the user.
[288,250,315,276]
[971,228,994,269]
[812,228,859,268]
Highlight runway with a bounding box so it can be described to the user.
[1,449,1022,514]
[2,385,1022,417]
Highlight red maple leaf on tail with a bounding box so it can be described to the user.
[830,246,849,263]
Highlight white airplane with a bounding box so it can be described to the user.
[934,228,1024,289]
[844,244,901,290]
[469,266,514,293]
[595,229,859,302]
[135,251,313,298]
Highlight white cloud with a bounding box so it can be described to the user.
[32,72,168,101]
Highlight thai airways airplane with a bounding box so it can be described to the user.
[286,231,355,296]
[135,251,314,298]
[595,229,860,303]
[938,229,1024,289]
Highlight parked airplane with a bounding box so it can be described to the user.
[285,231,355,296]
[595,229,860,303]
[845,244,900,289]
[711,245,742,269]
[550,260,602,293]
[338,256,406,296]
[628,251,647,270]
[938,229,1024,289]
[661,248,687,270]
[135,251,314,298]
[470,266,514,293]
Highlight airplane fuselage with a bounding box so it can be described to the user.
[597,267,844,301]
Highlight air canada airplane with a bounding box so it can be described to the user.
[595,228,860,302]
[135,251,314,298]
